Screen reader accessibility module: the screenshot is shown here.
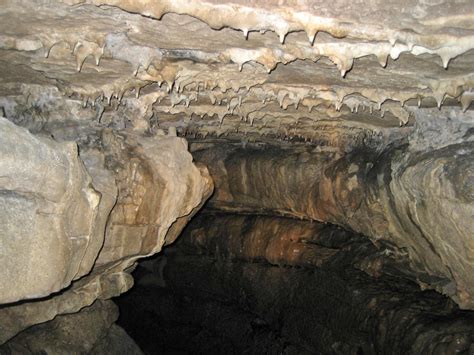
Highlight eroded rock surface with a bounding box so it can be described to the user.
[0,117,102,304]
[0,0,473,351]
[0,118,213,344]
[191,109,474,309]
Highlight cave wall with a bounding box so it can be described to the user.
[0,0,473,351]
[191,108,474,308]
[0,116,213,345]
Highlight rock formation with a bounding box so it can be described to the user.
[0,0,473,352]
[0,116,213,345]
[192,109,474,309]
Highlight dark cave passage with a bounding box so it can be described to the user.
[115,212,474,355]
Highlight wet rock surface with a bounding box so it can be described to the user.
[2,0,474,136]
[117,213,474,354]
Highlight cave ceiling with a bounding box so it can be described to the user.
[1,0,473,141]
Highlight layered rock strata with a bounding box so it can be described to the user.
[191,109,474,309]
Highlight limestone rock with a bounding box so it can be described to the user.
[191,109,474,308]
[0,121,213,343]
[0,117,104,304]
[1,0,474,138]
[0,0,473,348]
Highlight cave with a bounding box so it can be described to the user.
[0,0,473,354]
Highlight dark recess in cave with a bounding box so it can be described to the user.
[115,211,474,355]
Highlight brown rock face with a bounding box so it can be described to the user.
[0,0,473,351]
[191,112,474,308]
